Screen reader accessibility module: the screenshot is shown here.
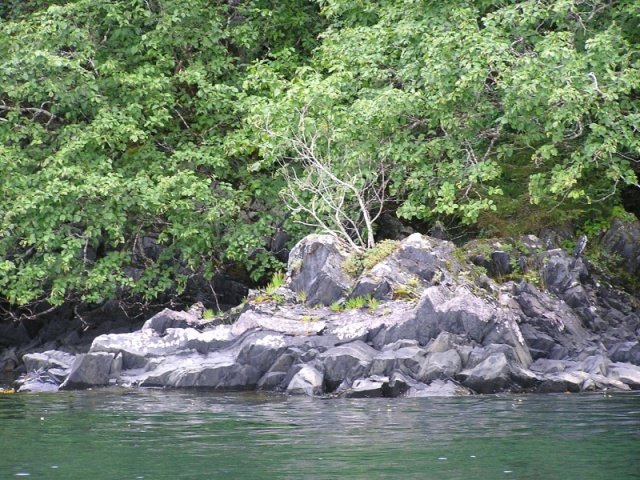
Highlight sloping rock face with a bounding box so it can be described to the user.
[16,231,640,397]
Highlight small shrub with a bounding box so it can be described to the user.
[342,240,400,277]
[368,297,380,312]
[362,240,399,270]
[290,258,303,272]
[344,295,370,309]
[296,290,307,304]
[392,280,420,300]
[202,309,215,319]
[265,271,286,294]
[330,301,343,312]
[253,293,284,304]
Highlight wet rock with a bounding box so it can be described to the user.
[457,352,537,394]
[319,341,377,391]
[348,377,386,398]
[368,346,428,378]
[608,363,640,389]
[416,349,462,383]
[23,350,75,373]
[60,352,117,389]
[286,365,324,396]
[535,372,586,393]
[407,379,472,397]
[384,371,412,397]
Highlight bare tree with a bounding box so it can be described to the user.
[260,109,390,250]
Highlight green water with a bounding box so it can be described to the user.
[0,389,639,479]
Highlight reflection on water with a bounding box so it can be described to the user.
[1,389,639,479]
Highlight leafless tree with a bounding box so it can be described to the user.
[260,109,390,250]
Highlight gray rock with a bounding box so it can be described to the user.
[601,217,640,275]
[407,379,472,397]
[490,251,512,276]
[349,275,392,300]
[23,350,75,373]
[348,377,386,398]
[535,371,587,393]
[608,362,640,389]
[427,331,468,353]
[382,339,420,351]
[319,340,378,391]
[60,352,116,389]
[609,341,640,365]
[286,365,324,396]
[140,352,253,389]
[235,332,289,373]
[368,346,428,378]
[288,234,354,306]
[384,371,413,397]
[12,228,640,397]
[142,308,203,335]
[257,351,297,390]
[232,308,326,337]
[458,353,520,394]
[416,349,462,383]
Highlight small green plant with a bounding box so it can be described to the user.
[202,309,215,319]
[265,271,286,294]
[512,239,531,255]
[472,264,488,277]
[392,279,421,300]
[300,314,318,322]
[509,257,521,274]
[344,295,370,309]
[290,258,303,272]
[253,293,284,304]
[342,240,400,277]
[368,297,380,312]
[296,290,307,304]
[330,301,343,312]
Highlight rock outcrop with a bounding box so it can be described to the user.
[14,229,640,397]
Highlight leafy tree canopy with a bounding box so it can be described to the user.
[0,0,323,313]
[249,0,639,229]
[1,0,638,316]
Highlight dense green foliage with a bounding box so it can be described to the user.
[1,0,638,315]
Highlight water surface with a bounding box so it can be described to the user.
[1,389,639,479]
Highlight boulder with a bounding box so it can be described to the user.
[143,308,197,334]
[288,234,354,306]
[416,349,462,383]
[23,350,75,373]
[608,341,640,365]
[60,352,117,389]
[318,340,377,391]
[348,377,386,398]
[608,363,640,389]
[601,217,640,275]
[407,379,473,397]
[535,371,587,393]
[368,346,428,378]
[286,365,324,396]
[458,353,512,393]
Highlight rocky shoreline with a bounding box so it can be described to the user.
[7,219,640,397]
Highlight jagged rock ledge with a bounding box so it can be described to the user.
[16,226,640,397]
